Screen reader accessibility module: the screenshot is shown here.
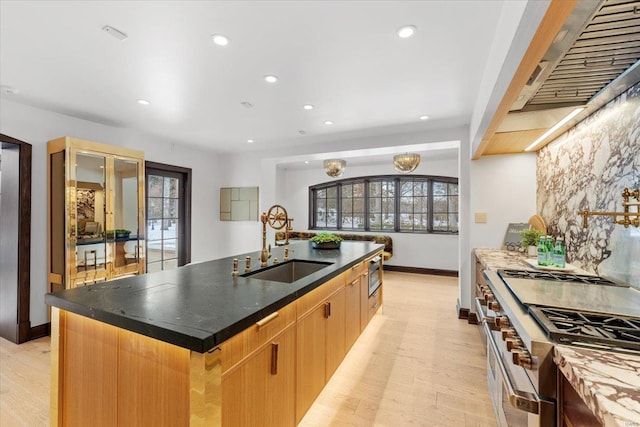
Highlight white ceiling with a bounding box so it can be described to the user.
[0,1,506,155]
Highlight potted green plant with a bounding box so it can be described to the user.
[521,228,543,256]
[310,232,343,249]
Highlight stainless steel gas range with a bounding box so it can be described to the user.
[475,268,640,427]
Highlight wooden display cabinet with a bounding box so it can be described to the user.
[47,137,145,290]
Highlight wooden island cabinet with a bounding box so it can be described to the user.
[47,242,384,427]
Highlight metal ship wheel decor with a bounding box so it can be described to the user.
[267,204,288,230]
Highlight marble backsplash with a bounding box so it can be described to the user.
[537,81,640,287]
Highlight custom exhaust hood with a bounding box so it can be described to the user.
[478,0,640,157]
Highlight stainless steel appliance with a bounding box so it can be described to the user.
[476,268,640,427]
[368,255,382,296]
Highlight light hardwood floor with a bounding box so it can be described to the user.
[0,272,496,427]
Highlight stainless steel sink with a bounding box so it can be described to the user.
[242,260,333,283]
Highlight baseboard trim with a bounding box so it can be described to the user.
[456,299,470,320]
[384,265,458,277]
[29,323,50,340]
[467,313,479,325]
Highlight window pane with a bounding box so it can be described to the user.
[433,182,447,195]
[148,198,163,219]
[317,189,326,199]
[433,214,448,231]
[354,198,365,213]
[382,214,395,230]
[448,214,459,232]
[148,175,163,197]
[433,196,448,213]
[353,183,365,197]
[342,184,352,198]
[164,177,179,198]
[369,182,381,197]
[147,219,161,240]
[162,219,177,239]
[164,198,179,219]
[400,196,413,213]
[342,198,353,214]
[147,245,162,262]
[162,239,177,260]
[327,186,337,198]
[401,181,412,196]
[449,183,458,195]
[400,213,413,230]
[449,195,459,212]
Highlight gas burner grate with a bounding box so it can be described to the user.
[529,306,640,352]
[498,269,625,287]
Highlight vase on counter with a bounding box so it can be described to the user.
[528,245,537,257]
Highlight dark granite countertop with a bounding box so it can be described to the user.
[45,241,383,353]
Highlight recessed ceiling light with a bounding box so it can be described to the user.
[137,99,151,105]
[397,25,417,39]
[303,104,314,110]
[324,121,334,125]
[304,161,309,164]
[247,139,254,143]
[212,34,229,46]
[419,115,429,120]
[102,25,128,41]
[264,75,279,83]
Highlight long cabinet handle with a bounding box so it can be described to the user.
[324,302,331,318]
[270,342,279,375]
[349,278,359,287]
[256,311,279,328]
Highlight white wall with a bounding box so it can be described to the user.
[0,99,223,327]
[462,153,537,310]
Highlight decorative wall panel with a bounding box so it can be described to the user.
[537,82,640,287]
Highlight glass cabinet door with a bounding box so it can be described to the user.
[112,157,143,272]
[74,153,108,279]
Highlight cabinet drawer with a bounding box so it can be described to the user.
[345,261,364,284]
[221,302,296,373]
[367,286,382,321]
[296,273,345,318]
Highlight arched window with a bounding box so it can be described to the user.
[309,175,458,234]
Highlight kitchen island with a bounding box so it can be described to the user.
[46,241,384,427]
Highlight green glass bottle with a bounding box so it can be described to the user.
[545,236,554,266]
[552,237,566,268]
[537,235,548,266]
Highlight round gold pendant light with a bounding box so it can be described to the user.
[393,153,420,173]
[323,159,346,177]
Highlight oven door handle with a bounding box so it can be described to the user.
[475,297,497,329]
[475,298,490,324]
[483,321,542,415]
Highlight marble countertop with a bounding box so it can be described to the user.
[473,248,532,270]
[554,345,640,427]
[473,247,589,274]
[45,241,383,353]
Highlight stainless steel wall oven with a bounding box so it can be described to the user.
[368,255,382,296]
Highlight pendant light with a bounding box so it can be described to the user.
[323,159,346,177]
[393,153,421,173]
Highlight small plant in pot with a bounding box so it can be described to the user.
[521,228,544,256]
[310,232,343,249]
